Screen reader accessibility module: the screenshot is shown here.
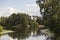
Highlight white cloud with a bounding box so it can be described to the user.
[8,7,26,14]
[0,4,42,17]
[8,7,17,14]
[25,4,42,16]
[0,7,18,17]
[0,7,9,17]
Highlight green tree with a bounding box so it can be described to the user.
[0,17,7,26]
[29,20,39,33]
[36,0,60,40]
[3,13,31,31]
[6,13,30,26]
[36,17,44,25]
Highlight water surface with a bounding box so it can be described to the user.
[0,30,52,40]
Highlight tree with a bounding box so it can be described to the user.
[36,17,44,25]
[36,0,60,40]
[29,20,39,33]
[0,17,7,26]
[6,13,30,26]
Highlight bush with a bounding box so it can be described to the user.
[0,25,3,32]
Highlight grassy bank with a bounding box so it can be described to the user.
[0,30,14,34]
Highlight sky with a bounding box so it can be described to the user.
[0,0,41,17]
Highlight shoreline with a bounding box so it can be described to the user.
[0,30,14,34]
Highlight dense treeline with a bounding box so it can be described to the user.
[36,0,60,40]
[0,13,43,35]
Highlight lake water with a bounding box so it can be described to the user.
[0,29,52,40]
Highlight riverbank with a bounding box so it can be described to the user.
[0,30,14,34]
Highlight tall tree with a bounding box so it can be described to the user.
[36,0,60,40]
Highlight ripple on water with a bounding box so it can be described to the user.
[0,34,49,40]
[0,34,13,40]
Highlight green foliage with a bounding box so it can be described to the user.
[36,17,44,25]
[0,25,3,32]
[0,17,7,26]
[5,13,30,26]
[36,0,60,35]
[36,0,60,40]
[0,12,41,37]
[29,21,39,32]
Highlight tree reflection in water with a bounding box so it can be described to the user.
[0,30,54,40]
[8,32,30,40]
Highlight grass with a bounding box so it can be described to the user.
[0,30,14,34]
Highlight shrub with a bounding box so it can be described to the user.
[0,25,3,32]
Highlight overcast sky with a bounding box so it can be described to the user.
[0,0,41,17]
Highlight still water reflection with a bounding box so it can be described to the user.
[0,31,52,40]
